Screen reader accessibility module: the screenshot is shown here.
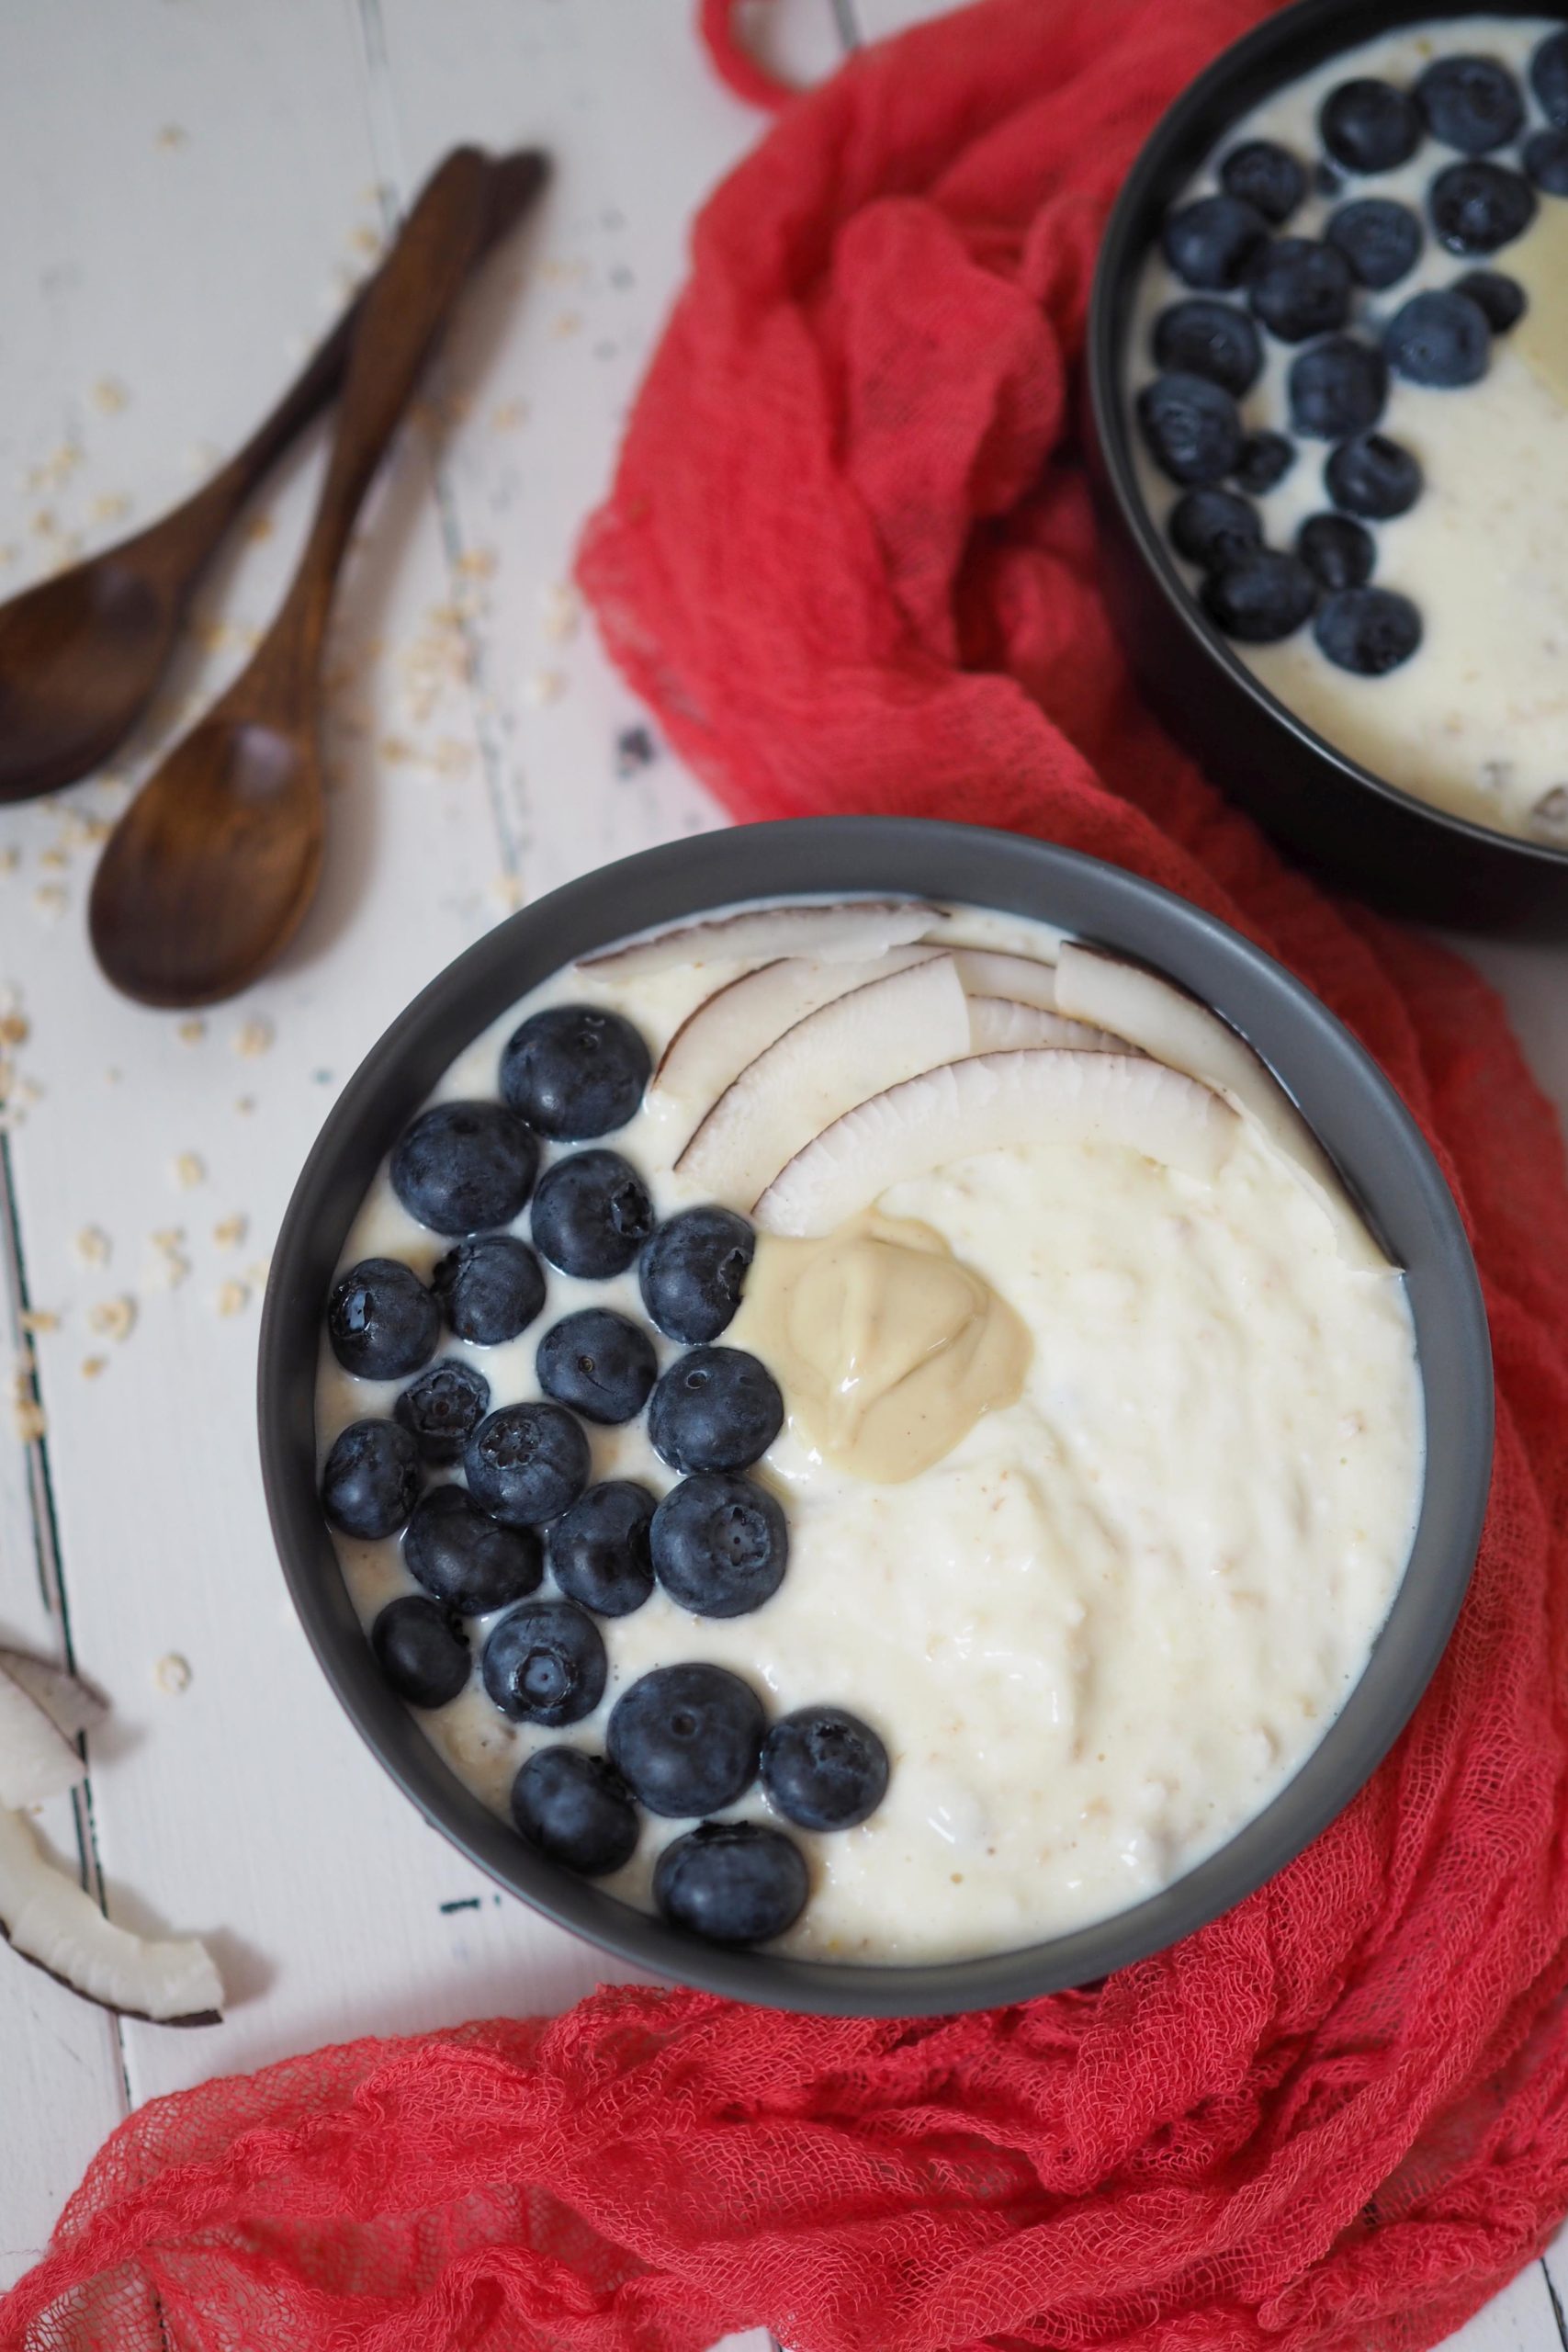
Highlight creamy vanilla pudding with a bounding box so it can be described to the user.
[1128,17,1568,842]
[315,898,1424,1963]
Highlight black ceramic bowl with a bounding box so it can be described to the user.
[259,817,1492,2015]
[1088,0,1568,932]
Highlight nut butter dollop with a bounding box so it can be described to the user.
[730,1211,1030,1483]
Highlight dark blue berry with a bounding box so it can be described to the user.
[607,1662,764,1816]
[481,1598,605,1725]
[512,1747,637,1877]
[651,1473,788,1618]
[327,1257,439,1380]
[647,1346,783,1475]
[1428,160,1536,254]
[1452,270,1526,332]
[321,1417,422,1538]
[1325,198,1422,288]
[1219,140,1305,225]
[1319,79,1421,175]
[389,1101,537,1237]
[548,1481,656,1616]
[1160,194,1269,289]
[1415,55,1523,154]
[653,1821,808,1946]
[394,1359,491,1464]
[500,1003,649,1141]
[1135,372,1243,486]
[1314,586,1423,675]
[1531,28,1568,126]
[1288,334,1387,438]
[531,1149,653,1279]
[1524,128,1568,196]
[465,1400,592,1527]
[1297,513,1376,592]
[536,1308,656,1425]
[761,1705,889,1830]
[370,1595,469,1709]
[1151,299,1261,396]
[403,1483,543,1614]
[638,1205,755,1344]
[431,1233,546,1346]
[1247,238,1352,342]
[1385,288,1491,387]
[1201,550,1317,644]
[1168,488,1261,571]
[1325,432,1423,519]
[1233,430,1295,493]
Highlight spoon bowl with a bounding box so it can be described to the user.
[0,553,175,801]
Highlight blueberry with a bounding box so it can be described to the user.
[1168,488,1262,571]
[394,1358,491,1464]
[321,1417,422,1538]
[1428,160,1536,254]
[1200,552,1317,644]
[1134,372,1243,486]
[1288,334,1387,438]
[1325,431,1423,519]
[1247,238,1352,343]
[761,1705,889,1830]
[404,1484,543,1614]
[482,1598,605,1725]
[1297,513,1376,592]
[370,1596,469,1709]
[511,1747,638,1877]
[1524,128,1568,197]
[464,1401,592,1527]
[1415,55,1523,154]
[500,1004,650,1141]
[1325,198,1422,288]
[607,1662,764,1816]
[1452,269,1526,332]
[1384,288,1490,387]
[1531,28,1568,126]
[536,1308,656,1425]
[1160,194,1269,289]
[431,1233,546,1346]
[327,1257,439,1381]
[653,1821,808,1946]
[650,1473,788,1618]
[1319,79,1421,175]
[1218,139,1305,225]
[1233,430,1296,494]
[548,1480,656,1616]
[1151,299,1261,396]
[531,1149,653,1279]
[389,1101,537,1237]
[1314,585,1423,675]
[647,1346,784,1475]
[638,1205,755,1343]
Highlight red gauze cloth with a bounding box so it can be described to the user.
[7,4,1568,2347]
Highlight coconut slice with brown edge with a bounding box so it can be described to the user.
[966,997,1125,1056]
[1054,943,1389,1271]
[0,1649,107,1742]
[580,899,944,981]
[0,1805,222,2025]
[0,1659,86,1808]
[652,944,941,1110]
[948,946,1059,1009]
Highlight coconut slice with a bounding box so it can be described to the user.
[580,899,944,980]
[0,1650,107,1742]
[966,997,1125,1056]
[653,945,939,1107]
[0,1806,222,2025]
[678,955,973,1209]
[756,1048,1236,1237]
[949,947,1059,1010]
[1054,944,1388,1270]
[0,1663,86,1808]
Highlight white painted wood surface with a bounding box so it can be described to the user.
[0,5,1562,2347]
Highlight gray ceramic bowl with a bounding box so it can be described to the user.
[259,817,1492,2015]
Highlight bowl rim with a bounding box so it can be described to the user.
[1086,0,1568,874]
[259,814,1493,2016]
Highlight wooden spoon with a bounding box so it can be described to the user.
[89,146,536,1009]
[0,150,544,810]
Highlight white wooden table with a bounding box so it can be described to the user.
[0,5,1563,2345]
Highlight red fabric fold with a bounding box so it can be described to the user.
[7,3,1568,2346]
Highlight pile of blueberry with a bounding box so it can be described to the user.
[318,997,889,1948]
[1138,30,1568,674]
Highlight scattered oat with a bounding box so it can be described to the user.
[30,508,58,539]
[0,1010,28,1048]
[19,1309,58,1336]
[38,846,69,871]
[235,1095,256,1116]
[491,398,528,431]
[550,311,582,340]
[172,1151,205,1190]
[91,492,131,527]
[177,1018,206,1046]
[349,222,382,259]
[31,885,67,920]
[73,1227,110,1268]
[242,512,275,545]
[212,1214,247,1251]
[89,1295,136,1344]
[61,808,109,849]
[491,872,524,912]
[378,734,416,764]
[155,1652,192,1693]
[457,547,497,581]
[0,847,17,874]
[523,669,566,708]
[146,1228,190,1290]
[92,377,130,415]
[215,1279,249,1318]
[12,1396,46,1443]
[0,546,16,568]
[233,1015,273,1058]
[155,123,187,151]
[540,582,581,645]
[81,1356,107,1382]
[432,738,473,777]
